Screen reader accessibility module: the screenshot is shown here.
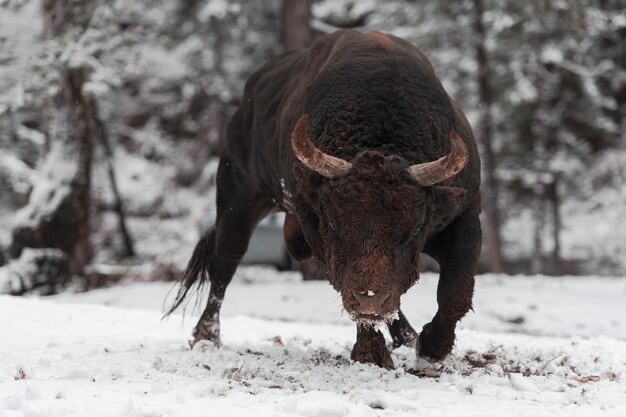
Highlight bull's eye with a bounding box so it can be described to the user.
[402,225,422,246]
[327,218,344,242]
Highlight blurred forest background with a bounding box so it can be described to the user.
[0,0,624,295]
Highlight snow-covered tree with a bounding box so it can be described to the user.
[1,0,625,286]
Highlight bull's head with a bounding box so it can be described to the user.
[291,114,469,323]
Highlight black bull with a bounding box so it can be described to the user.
[167,30,482,369]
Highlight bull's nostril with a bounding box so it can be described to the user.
[351,290,391,314]
[380,292,390,306]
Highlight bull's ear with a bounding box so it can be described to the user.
[431,186,466,208]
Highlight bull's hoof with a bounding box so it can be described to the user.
[351,328,395,370]
[417,322,455,361]
[191,321,221,348]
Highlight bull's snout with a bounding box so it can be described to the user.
[350,290,391,316]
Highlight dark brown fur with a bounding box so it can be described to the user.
[167,30,481,368]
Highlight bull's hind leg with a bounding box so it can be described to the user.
[175,155,272,346]
[351,324,395,369]
[419,211,481,360]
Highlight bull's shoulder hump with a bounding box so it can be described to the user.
[364,31,397,47]
[244,49,306,91]
[326,30,437,76]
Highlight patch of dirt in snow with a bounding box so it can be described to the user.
[1,295,626,417]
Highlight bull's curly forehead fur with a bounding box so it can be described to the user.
[322,151,426,235]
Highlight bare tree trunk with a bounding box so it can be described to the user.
[529,96,547,275]
[11,67,97,275]
[96,112,135,258]
[282,0,312,50]
[547,175,562,274]
[531,183,545,275]
[529,10,560,275]
[176,0,201,33]
[472,0,504,273]
[42,0,68,39]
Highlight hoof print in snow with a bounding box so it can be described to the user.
[14,367,27,380]
[408,366,443,378]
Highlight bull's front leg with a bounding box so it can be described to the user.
[420,211,481,361]
[283,213,312,261]
[351,324,395,369]
[388,310,418,348]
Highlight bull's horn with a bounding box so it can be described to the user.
[291,114,352,178]
[408,130,469,186]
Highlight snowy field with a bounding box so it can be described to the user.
[2,268,626,417]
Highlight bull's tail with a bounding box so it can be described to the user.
[164,226,216,317]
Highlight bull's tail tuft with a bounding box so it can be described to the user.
[164,226,216,317]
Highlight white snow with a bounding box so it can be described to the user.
[0,248,66,294]
[0,1,42,106]
[2,270,626,416]
[11,131,79,229]
[0,153,35,195]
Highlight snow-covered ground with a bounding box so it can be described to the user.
[2,269,626,416]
